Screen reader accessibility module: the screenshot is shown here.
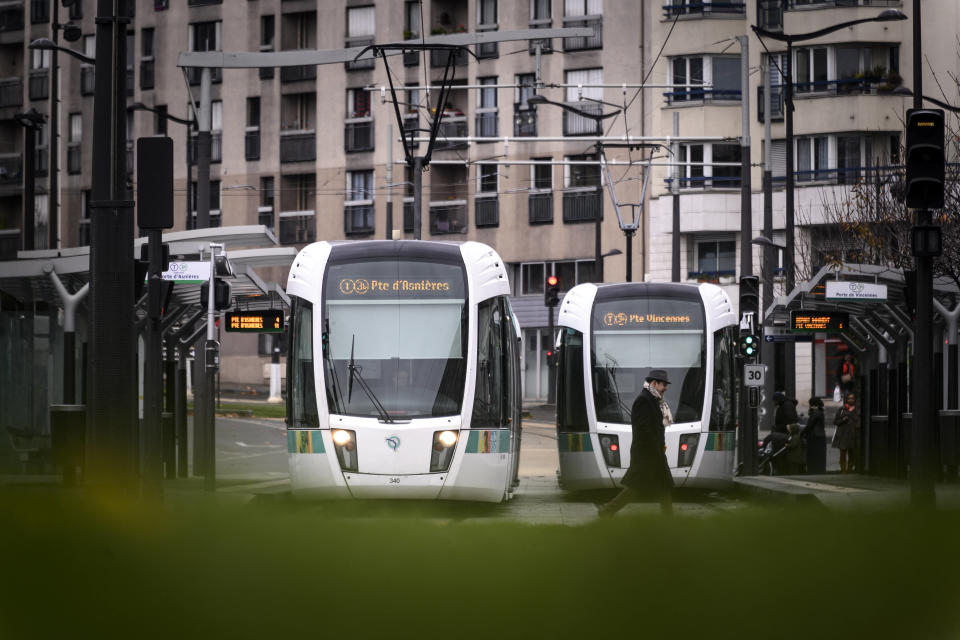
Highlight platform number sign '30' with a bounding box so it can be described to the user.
[744,364,765,387]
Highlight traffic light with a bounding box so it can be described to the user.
[905,108,945,210]
[738,333,759,358]
[200,277,233,311]
[739,276,759,318]
[545,274,561,307]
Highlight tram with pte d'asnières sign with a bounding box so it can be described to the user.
[555,282,739,490]
[285,240,522,502]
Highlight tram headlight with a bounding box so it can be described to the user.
[599,434,621,468]
[678,433,700,468]
[430,430,459,473]
[332,429,358,472]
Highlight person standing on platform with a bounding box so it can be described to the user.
[802,397,827,474]
[836,353,856,396]
[832,392,859,473]
[598,369,674,517]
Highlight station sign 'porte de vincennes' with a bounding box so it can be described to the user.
[825,281,888,302]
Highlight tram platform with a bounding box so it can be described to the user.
[734,473,960,509]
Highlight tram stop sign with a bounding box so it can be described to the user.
[744,364,765,387]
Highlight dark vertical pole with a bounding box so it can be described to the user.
[760,58,775,430]
[175,348,188,477]
[49,0,59,249]
[22,124,36,251]
[186,122,194,230]
[63,331,75,403]
[87,0,136,493]
[595,212,602,282]
[547,304,555,404]
[783,39,796,400]
[671,112,680,282]
[386,122,393,240]
[910,0,936,506]
[625,231,633,282]
[143,227,163,499]
[195,69,211,229]
[412,156,423,240]
[192,351,205,476]
[738,35,752,284]
[949,342,957,410]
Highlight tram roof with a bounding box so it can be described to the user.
[0,226,294,312]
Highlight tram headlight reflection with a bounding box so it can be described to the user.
[430,430,459,473]
[332,429,358,472]
[599,434,621,468]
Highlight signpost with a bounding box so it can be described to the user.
[825,281,888,302]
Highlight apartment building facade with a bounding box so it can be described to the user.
[0,0,650,401]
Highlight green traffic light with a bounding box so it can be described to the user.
[745,336,754,344]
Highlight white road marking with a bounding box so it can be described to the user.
[235,441,282,448]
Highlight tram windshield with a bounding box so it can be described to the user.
[322,259,467,419]
[591,297,706,424]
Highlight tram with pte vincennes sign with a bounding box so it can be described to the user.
[555,282,739,490]
[285,240,522,502]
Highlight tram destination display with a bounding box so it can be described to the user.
[225,310,285,333]
[790,310,848,333]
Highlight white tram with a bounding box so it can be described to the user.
[555,282,739,490]
[285,240,522,502]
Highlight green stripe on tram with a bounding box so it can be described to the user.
[287,430,325,454]
[704,432,736,451]
[558,432,593,453]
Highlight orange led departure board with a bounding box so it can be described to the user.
[224,310,285,333]
[790,310,848,333]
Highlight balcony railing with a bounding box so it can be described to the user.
[664,87,742,104]
[0,229,19,260]
[188,0,222,5]
[245,130,260,161]
[770,164,910,187]
[665,174,742,189]
[475,111,498,138]
[344,119,374,153]
[278,211,316,244]
[429,201,467,235]
[0,78,22,108]
[563,103,602,136]
[562,16,602,51]
[0,153,22,184]
[344,203,374,235]
[345,37,375,71]
[756,85,784,121]
[528,19,553,53]
[140,59,155,90]
[514,107,537,137]
[528,192,553,224]
[430,48,468,68]
[280,131,316,163]
[279,64,316,83]
[562,189,602,223]
[67,144,81,175]
[786,0,901,8]
[0,5,24,32]
[81,67,95,95]
[475,196,498,227]
[28,70,48,100]
[662,2,746,18]
[433,117,468,151]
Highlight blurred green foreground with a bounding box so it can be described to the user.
[0,491,957,639]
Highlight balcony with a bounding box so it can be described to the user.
[528,192,553,224]
[433,117,467,151]
[0,5,24,33]
[345,37,375,71]
[280,131,316,163]
[28,70,48,100]
[475,111,497,138]
[528,19,553,54]
[430,48,468,68]
[662,2,746,18]
[140,59,155,90]
[756,85,784,122]
[81,67,95,96]
[344,119,374,153]
[429,201,467,235]
[0,78,22,108]
[67,144,81,175]
[562,189,602,223]
[278,211,316,244]
[563,103,602,136]
[0,153,22,185]
[771,164,906,188]
[245,130,260,161]
[344,203,374,236]
[0,229,19,260]
[475,196,498,228]
[562,16,602,51]
[664,86,742,105]
[513,107,537,137]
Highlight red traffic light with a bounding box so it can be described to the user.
[546,275,559,287]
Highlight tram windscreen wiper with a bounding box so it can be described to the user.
[347,335,395,423]
[323,319,345,413]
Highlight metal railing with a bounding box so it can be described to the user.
[280,131,316,163]
[429,202,467,235]
[245,130,260,161]
[662,2,746,18]
[562,16,602,51]
[345,37,375,71]
[0,78,22,108]
[28,70,48,100]
[664,87,742,104]
[563,102,602,136]
[665,174,742,189]
[786,0,900,8]
[433,117,468,151]
[475,197,498,227]
[81,67,95,95]
[344,120,374,152]
[528,192,553,224]
[514,107,537,137]
[344,203,374,235]
[67,144,81,175]
[562,189,602,223]
[475,111,498,138]
[0,153,22,184]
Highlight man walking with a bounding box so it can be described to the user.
[598,369,674,517]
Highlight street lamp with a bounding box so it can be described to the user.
[752,8,907,396]
[28,37,94,64]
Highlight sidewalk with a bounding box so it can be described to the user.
[735,473,960,509]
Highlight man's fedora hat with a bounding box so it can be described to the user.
[645,369,671,385]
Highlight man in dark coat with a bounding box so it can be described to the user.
[598,369,674,517]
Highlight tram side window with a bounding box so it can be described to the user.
[472,298,506,428]
[710,326,737,431]
[288,298,319,428]
[558,329,588,432]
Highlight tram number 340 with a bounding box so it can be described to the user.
[744,364,765,387]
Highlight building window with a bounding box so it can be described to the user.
[190,180,222,227]
[478,164,498,194]
[676,143,740,189]
[345,170,374,236]
[476,0,498,58]
[154,105,168,135]
[668,55,741,103]
[260,15,275,79]
[67,113,82,175]
[695,239,736,279]
[78,190,91,246]
[279,174,316,244]
[794,46,827,93]
[188,21,221,84]
[346,6,375,70]
[564,154,600,189]
[476,77,498,138]
[405,1,421,38]
[796,135,828,182]
[563,68,603,135]
[140,27,155,90]
[345,88,373,152]
[670,56,703,103]
[563,0,603,51]
[519,260,596,295]
[259,176,274,231]
[476,164,499,227]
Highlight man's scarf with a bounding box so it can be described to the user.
[646,382,674,427]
